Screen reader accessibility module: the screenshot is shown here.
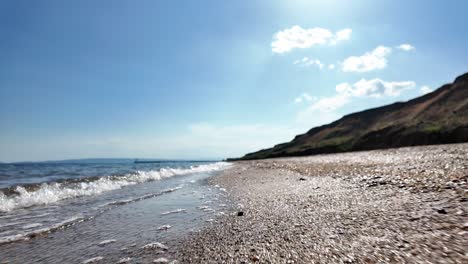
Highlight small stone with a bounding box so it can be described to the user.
[299,177,307,181]
[436,209,447,214]
[237,211,244,216]
[250,255,260,262]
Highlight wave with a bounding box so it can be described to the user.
[0,162,230,212]
[97,186,183,208]
[0,216,84,244]
[0,186,186,244]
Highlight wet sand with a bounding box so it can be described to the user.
[176,144,468,263]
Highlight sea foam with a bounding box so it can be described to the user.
[0,216,84,244]
[0,162,230,212]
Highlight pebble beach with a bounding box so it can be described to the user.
[176,144,468,263]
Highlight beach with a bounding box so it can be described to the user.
[177,144,468,263]
[1,144,467,263]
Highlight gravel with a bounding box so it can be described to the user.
[176,144,468,263]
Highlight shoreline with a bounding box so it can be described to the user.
[0,167,229,263]
[176,144,468,263]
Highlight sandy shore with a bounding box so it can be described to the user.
[176,144,468,263]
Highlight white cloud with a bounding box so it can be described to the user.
[397,44,415,51]
[307,93,350,112]
[294,93,316,103]
[330,28,352,45]
[293,57,324,69]
[297,78,415,117]
[341,46,392,72]
[272,26,352,53]
[337,79,416,98]
[420,85,433,94]
[328,64,336,70]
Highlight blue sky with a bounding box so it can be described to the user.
[1,0,467,162]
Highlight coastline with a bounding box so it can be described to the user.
[176,144,468,263]
[0,165,230,264]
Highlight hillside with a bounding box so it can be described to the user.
[236,72,468,160]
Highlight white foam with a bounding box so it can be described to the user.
[0,221,23,228]
[0,162,230,212]
[21,223,43,229]
[98,239,116,246]
[82,256,104,263]
[101,186,183,208]
[156,224,171,231]
[0,233,28,244]
[0,216,84,244]
[142,242,168,250]
[153,258,169,263]
[117,257,132,263]
[161,208,186,215]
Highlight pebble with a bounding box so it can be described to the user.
[176,144,468,263]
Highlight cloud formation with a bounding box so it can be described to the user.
[420,85,433,94]
[293,57,324,69]
[299,78,415,114]
[272,26,352,53]
[294,93,316,103]
[341,46,392,72]
[337,78,416,98]
[307,93,350,112]
[330,28,352,45]
[397,44,415,51]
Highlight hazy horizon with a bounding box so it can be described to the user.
[0,157,223,164]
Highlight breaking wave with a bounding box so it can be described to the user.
[0,162,230,212]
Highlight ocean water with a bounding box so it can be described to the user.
[0,160,230,263]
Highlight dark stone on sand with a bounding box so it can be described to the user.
[436,209,447,214]
[237,211,244,216]
[299,177,307,181]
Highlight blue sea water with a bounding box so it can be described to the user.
[0,159,230,263]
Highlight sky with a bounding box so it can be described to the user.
[1,0,467,162]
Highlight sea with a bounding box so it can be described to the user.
[0,159,231,263]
